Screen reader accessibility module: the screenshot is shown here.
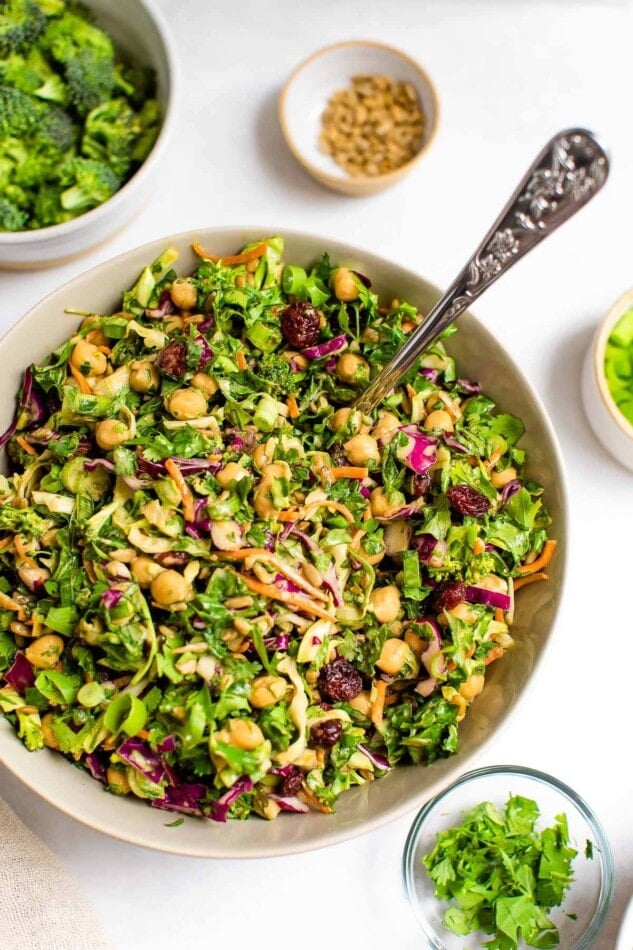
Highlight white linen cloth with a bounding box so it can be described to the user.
[0,796,111,950]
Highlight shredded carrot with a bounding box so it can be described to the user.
[137,729,150,741]
[14,536,36,570]
[286,395,300,419]
[517,539,557,575]
[213,549,328,602]
[228,570,335,621]
[494,607,505,623]
[297,785,333,814]
[277,509,304,522]
[96,345,112,355]
[485,446,504,470]
[383,693,399,707]
[513,571,549,591]
[330,466,368,480]
[0,537,12,551]
[0,591,21,612]
[15,436,37,456]
[164,458,196,523]
[207,454,223,462]
[402,320,416,333]
[472,538,486,556]
[484,646,505,665]
[236,350,247,371]
[192,241,267,265]
[305,500,355,524]
[69,364,92,394]
[370,680,387,729]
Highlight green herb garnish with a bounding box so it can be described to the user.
[423,794,577,948]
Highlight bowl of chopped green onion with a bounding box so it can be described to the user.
[0,0,177,268]
[582,287,633,473]
[403,764,614,950]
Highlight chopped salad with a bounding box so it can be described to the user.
[0,237,556,821]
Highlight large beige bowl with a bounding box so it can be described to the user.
[0,228,567,857]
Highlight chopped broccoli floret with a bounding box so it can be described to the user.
[0,0,47,57]
[0,47,67,103]
[0,195,27,229]
[0,84,43,135]
[31,183,70,227]
[81,97,142,178]
[59,157,119,212]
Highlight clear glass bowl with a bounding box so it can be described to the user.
[403,765,614,950]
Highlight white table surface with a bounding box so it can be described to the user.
[1,1,632,947]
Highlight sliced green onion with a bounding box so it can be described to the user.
[104,693,147,737]
[77,682,107,708]
[282,264,307,295]
[402,550,421,588]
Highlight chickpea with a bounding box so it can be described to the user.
[70,340,107,377]
[459,673,485,702]
[369,486,391,517]
[348,690,372,716]
[336,352,369,383]
[424,409,454,433]
[41,712,60,750]
[170,278,198,310]
[372,411,401,444]
[491,466,518,489]
[95,418,131,451]
[216,462,249,489]
[404,629,426,657]
[131,555,163,588]
[332,266,360,302]
[129,360,160,393]
[449,602,478,623]
[330,407,364,434]
[107,767,131,795]
[370,585,401,623]
[167,387,207,421]
[249,675,287,709]
[227,718,265,750]
[150,569,193,606]
[80,314,101,332]
[344,433,380,466]
[376,637,415,676]
[25,634,64,670]
[191,371,218,398]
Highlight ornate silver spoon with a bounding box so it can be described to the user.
[354,128,608,415]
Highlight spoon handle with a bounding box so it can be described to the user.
[354,128,609,414]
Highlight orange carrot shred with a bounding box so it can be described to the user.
[16,436,37,455]
[164,458,196,523]
[286,395,299,419]
[517,539,557,575]
[330,466,368,480]
[213,549,328,602]
[14,536,37,569]
[69,364,92,394]
[227,570,335,621]
[192,241,267,265]
[370,680,387,729]
[236,351,247,371]
[494,607,505,623]
[513,571,549,591]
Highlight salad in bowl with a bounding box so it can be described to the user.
[0,236,556,824]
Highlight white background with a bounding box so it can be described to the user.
[1,1,632,947]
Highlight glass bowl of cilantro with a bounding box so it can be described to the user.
[403,764,614,950]
[0,0,177,268]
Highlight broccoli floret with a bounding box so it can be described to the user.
[114,61,156,109]
[0,0,47,57]
[81,97,142,178]
[0,84,43,135]
[0,47,67,103]
[31,183,71,227]
[59,157,119,212]
[0,195,27,230]
[133,99,161,164]
[40,9,116,116]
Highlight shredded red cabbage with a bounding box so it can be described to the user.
[194,334,214,370]
[4,652,35,694]
[145,290,174,319]
[357,743,392,771]
[116,738,178,786]
[152,783,207,816]
[457,378,482,394]
[101,588,123,609]
[396,425,438,474]
[464,585,511,611]
[268,794,309,813]
[302,333,348,360]
[443,433,469,454]
[85,753,107,783]
[209,776,253,822]
[500,479,521,505]
[137,456,221,477]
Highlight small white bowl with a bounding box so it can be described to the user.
[0,0,178,270]
[582,288,633,472]
[279,40,440,196]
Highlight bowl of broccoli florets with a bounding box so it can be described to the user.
[0,0,176,266]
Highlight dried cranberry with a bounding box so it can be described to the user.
[280,766,303,797]
[155,340,187,379]
[318,658,363,702]
[155,551,190,568]
[412,472,432,497]
[280,301,320,348]
[446,484,490,517]
[310,719,342,748]
[432,580,467,613]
